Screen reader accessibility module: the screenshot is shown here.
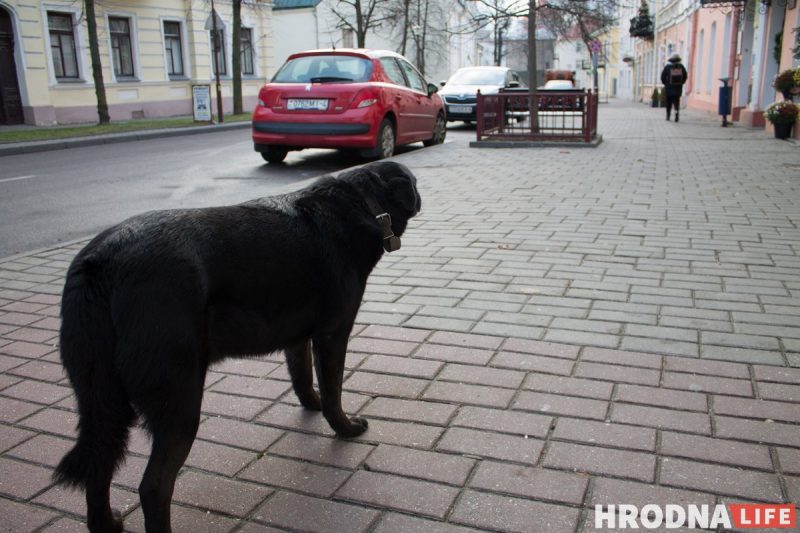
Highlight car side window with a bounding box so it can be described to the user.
[398,60,426,93]
[380,58,407,87]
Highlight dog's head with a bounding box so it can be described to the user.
[341,161,421,241]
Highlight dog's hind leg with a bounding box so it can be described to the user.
[83,386,136,533]
[70,378,136,533]
[55,286,137,533]
[312,332,368,438]
[132,363,205,533]
[285,340,321,410]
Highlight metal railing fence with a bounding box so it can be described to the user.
[475,90,599,143]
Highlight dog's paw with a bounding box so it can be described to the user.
[111,511,124,533]
[90,510,123,533]
[298,391,322,411]
[335,416,369,439]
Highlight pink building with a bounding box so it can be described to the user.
[685,7,736,116]
[633,0,799,138]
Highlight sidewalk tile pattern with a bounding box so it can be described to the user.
[1,102,799,531]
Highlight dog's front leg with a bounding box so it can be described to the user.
[312,333,368,438]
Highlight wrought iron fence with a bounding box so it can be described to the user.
[475,90,599,143]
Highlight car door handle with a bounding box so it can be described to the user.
[394,95,402,101]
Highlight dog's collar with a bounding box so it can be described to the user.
[364,196,401,253]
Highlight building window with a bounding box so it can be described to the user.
[48,12,79,79]
[696,30,704,94]
[110,17,134,77]
[706,22,716,94]
[241,27,254,75]
[211,28,227,75]
[342,29,354,48]
[163,21,184,77]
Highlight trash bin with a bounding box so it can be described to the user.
[718,77,732,127]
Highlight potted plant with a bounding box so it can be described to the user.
[773,68,797,100]
[794,69,800,96]
[651,88,659,108]
[763,100,799,139]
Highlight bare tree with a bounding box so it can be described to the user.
[382,0,451,75]
[84,0,110,124]
[232,0,243,115]
[465,0,514,66]
[330,0,390,47]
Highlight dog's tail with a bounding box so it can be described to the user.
[54,260,134,489]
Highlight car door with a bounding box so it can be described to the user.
[378,57,416,144]
[397,58,435,140]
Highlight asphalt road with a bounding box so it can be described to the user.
[0,125,473,258]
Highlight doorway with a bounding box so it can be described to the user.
[0,6,23,124]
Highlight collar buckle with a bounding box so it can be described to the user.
[375,212,401,252]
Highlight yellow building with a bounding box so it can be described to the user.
[594,26,620,98]
[0,0,274,125]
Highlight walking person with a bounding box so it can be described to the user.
[661,54,688,122]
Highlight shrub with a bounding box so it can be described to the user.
[773,69,798,94]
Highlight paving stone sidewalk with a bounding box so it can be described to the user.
[1,101,799,532]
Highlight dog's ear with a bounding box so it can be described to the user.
[388,175,420,214]
[362,161,420,215]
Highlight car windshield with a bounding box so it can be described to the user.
[272,55,373,83]
[447,68,506,86]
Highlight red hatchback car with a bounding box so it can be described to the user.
[252,49,446,163]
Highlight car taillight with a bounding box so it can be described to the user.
[357,98,378,108]
[352,89,380,109]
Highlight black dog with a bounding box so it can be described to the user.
[53,161,421,532]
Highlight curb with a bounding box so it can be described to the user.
[470,135,603,149]
[0,120,251,157]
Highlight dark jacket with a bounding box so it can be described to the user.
[661,63,688,96]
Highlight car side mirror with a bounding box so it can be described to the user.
[508,81,520,88]
[427,83,439,96]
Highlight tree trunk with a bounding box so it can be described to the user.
[400,0,410,55]
[527,0,538,132]
[232,0,242,115]
[494,23,501,65]
[415,0,429,75]
[356,0,366,47]
[84,0,110,124]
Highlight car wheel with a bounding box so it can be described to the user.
[260,146,288,164]
[360,119,394,160]
[423,113,446,147]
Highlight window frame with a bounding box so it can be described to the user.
[240,27,254,76]
[379,57,407,87]
[162,18,187,79]
[342,29,354,48]
[210,27,228,77]
[107,15,136,80]
[47,11,80,81]
[397,58,426,93]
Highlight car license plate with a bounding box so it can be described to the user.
[287,99,328,111]
[448,105,473,114]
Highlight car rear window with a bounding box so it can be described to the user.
[272,55,373,83]
[543,80,574,89]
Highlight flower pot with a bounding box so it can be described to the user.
[773,122,794,139]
